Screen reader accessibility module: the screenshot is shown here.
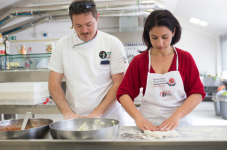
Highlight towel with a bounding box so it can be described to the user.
[212,76,217,81]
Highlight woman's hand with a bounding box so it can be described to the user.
[135,117,158,131]
[158,113,181,131]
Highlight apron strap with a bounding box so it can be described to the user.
[148,49,151,72]
[173,47,179,71]
[148,46,179,72]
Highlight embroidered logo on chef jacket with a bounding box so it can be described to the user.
[100,60,110,65]
[153,78,176,87]
[100,51,111,65]
[107,52,112,58]
[160,91,172,97]
[122,56,127,64]
[99,51,107,59]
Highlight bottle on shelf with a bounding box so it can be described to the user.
[0,33,5,56]
[4,35,10,55]
[21,45,27,54]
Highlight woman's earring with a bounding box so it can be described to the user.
[70,25,73,29]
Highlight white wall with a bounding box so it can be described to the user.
[8,18,219,75]
[220,34,227,71]
[176,26,217,76]
[9,21,74,54]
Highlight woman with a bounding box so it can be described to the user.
[117,10,206,131]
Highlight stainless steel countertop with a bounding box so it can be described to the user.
[0,126,227,150]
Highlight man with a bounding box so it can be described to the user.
[48,0,128,126]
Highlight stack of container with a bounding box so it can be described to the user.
[0,82,49,105]
[212,81,227,120]
[212,85,226,116]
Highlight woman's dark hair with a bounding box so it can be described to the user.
[142,9,181,52]
[69,0,97,22]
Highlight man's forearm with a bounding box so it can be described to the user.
[91,83,119,117]
[49,83,73,116]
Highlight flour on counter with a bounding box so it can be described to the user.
[117,126,227,140]
[144,130,180,139]
[117,126,179,140]
[178,127,227,139]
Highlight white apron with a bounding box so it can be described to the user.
[66,33,125,126]
[139,47,192,126]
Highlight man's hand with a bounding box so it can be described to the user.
[64,113,86,120]
[135,117,158,131]
[158,113,181,131]
[86,112,101,118]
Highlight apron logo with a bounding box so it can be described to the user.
[153,78,176,86]
[99,51,107,59]
[168,78,176,86]
[160,91,172,97]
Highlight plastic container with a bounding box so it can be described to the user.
[0,97,49,105]
[0,82,48,92]
[212,85,226,116]
[0,90,49,99]
[0,82,49,105]
[219,92,227,120]
[217,81,227,119]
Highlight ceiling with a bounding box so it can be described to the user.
[0,0,227,36]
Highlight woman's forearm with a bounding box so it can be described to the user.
[120,94,159,130]
[119,94,143,120]
[172,94,203,118]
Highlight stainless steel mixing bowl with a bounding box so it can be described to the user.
[0,118,53,139]
[49,118,119,140]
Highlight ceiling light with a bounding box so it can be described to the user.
[141,1,155,3]
[147,9,154,12]
[199,21,209,27]
[189,17,201,24]
[143,11,150,15]
[63,6,69,8]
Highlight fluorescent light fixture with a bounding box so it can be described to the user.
[199,21,209,27]
[189,17,209,27]
[143,11,150,15]
[142,9,153,15]
[142,1,155,3]
[63,6,69,8]
[189,17,201,24]
[147,9,154,12]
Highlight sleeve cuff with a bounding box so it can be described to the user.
[187,90,206,100]
[47,65,64,74]
[111,66,128,75]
